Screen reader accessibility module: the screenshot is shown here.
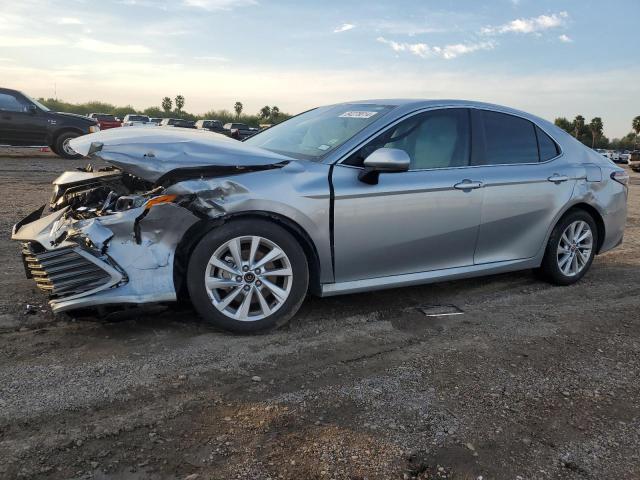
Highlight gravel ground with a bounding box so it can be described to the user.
[0,150,638,480]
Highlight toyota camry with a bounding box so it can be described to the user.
[12,100,628,332]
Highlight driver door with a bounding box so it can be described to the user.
[331,108,484,282]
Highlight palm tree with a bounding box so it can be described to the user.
[175,95,185,113]
[589,117,603,148]
[633,116,640,148]
[161,97,172,113]
[573,115,585,138]
[271,106,280,120]
[234,102,243,118]
[259,106,271,119]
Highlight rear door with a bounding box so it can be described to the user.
[471,109,578,264]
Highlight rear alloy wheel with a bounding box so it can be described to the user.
[55,132,82,159]
[187,219,308,332]
[539,210,598,285]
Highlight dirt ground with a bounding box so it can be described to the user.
[0,150,638,480]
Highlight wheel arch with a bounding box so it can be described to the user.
[173,211,323,301]
[50,127,84,147]
[558,202,606,253]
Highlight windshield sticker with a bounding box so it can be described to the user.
[318,144,331,151]
[339,111,378,119]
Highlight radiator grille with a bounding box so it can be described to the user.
[21,244,113,298]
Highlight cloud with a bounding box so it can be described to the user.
[0,35,67,47]
[182,0,257,10]
[558,34,573,43]
[194,55,229,62]
[377,37,495,60]
[57,17,83,25]
[76,38,152,54]
[482,11,568,35]
[333,23,355,33]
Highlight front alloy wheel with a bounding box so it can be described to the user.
[205,236,293,321]
[187,219,308,333]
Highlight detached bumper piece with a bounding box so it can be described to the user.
[21,243,121,299]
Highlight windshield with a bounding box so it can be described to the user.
[25,95,50,112]
[128,115,148,122]
[244,103,393,160]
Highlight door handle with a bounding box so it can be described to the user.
[548,174,569,183]
[454,180,483,190]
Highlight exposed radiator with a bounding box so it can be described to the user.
[21,244,114,298]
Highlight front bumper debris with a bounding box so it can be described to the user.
[12,202,198,313]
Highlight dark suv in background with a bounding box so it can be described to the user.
[0,87,99,159]
[195,119,226,134]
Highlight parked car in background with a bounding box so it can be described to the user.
[160,118,196,128]
[122,114,150,126]
[0,87,99,159]
[12,100,628,333]
[149,118,163,125]
[196,119,226,134]
[629,151,640,172]
[619,151,631,164]
[610,150,623,163]
[87,113,122,130]
[223,122,259,140]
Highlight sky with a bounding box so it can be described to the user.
[0,0,638,138]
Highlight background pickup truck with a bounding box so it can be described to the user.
[87,113,122,130]
[223,122,260,140]
[0,87,99,159]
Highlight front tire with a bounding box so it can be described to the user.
[538,210,598,285]
[186,219,309,333]
[55,132,82,159]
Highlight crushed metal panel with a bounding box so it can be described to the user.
[68,127,292,183]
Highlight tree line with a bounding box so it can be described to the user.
[37,95,292,127]
[554,115,640,150]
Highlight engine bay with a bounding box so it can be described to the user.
[50,165,158,219]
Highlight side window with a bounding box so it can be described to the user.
[344,108,470,169]
[481,111,538,165]
[536,125,560,161]
[0,93,27,113]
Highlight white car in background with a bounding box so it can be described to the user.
[609,150,622,163]
[619,151,631,164]
[122,114,153,127]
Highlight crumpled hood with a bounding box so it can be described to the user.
[68,127,292,183]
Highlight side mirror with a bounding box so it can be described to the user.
[358,147,410,184]
[27,104,38,115]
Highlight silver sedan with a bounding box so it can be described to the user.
[12,100,628,332]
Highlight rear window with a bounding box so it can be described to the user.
[536,126,560,161]
[97,114,117,121]
[481,111,539,165]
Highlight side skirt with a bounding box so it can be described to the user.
[320,258,540,297]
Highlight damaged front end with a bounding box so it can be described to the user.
[11,127,293,314]
[13,178,199,312]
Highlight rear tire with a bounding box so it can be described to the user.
[186,219,309,333]
[55,132,82,159]
[538,210,598,285]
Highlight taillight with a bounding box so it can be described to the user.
[611,170,629,187]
